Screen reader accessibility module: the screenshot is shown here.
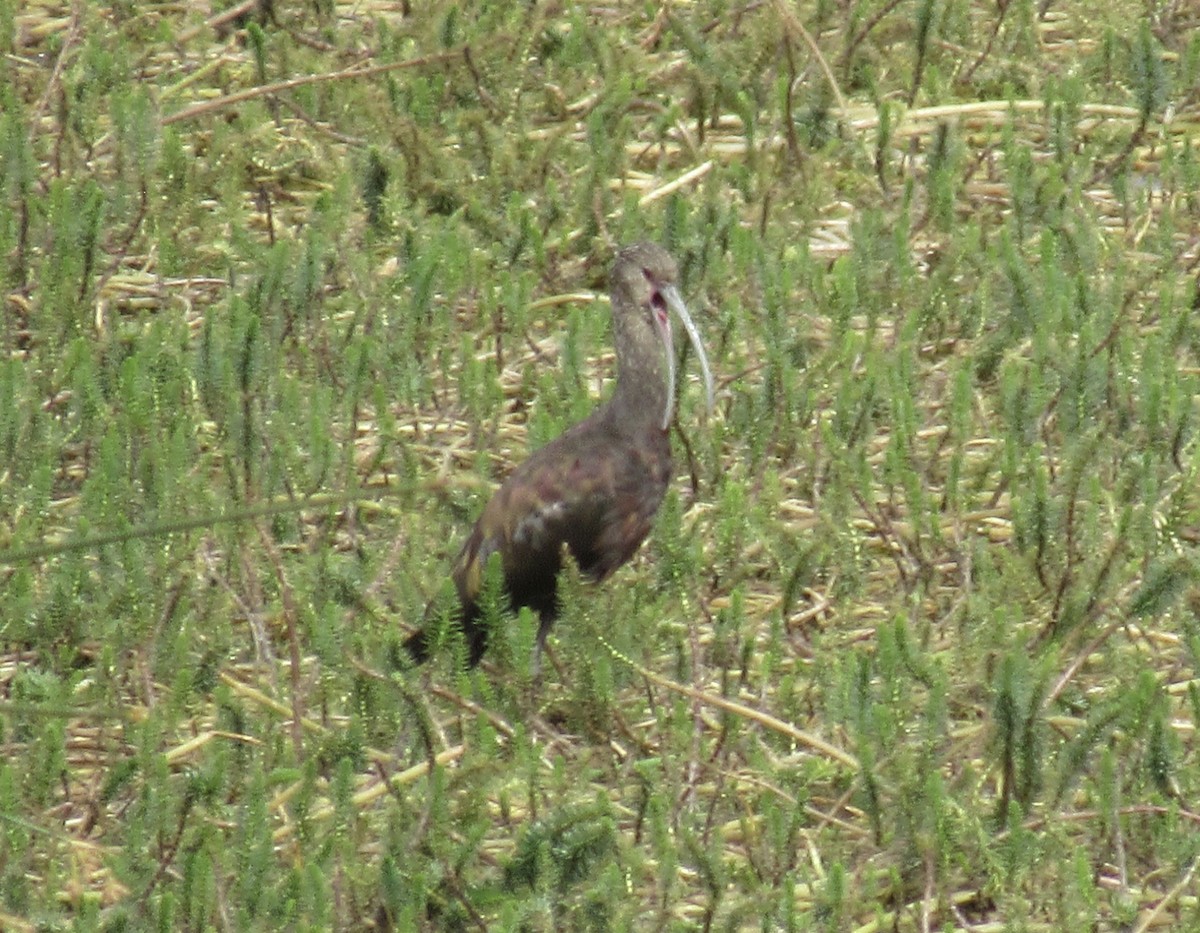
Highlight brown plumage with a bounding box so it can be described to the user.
[405,242,714,666]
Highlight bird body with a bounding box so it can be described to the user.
[406,242,713,666]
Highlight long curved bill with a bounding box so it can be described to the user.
[659,285,715,431]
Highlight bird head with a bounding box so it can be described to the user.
[612,242,715,430]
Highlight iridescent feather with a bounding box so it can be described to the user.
[405,243,714,666]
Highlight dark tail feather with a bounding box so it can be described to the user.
[403,628,431,665]
[465,620,487,667]
[402,610,489,668]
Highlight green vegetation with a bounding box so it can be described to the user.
[3,1,1199,928]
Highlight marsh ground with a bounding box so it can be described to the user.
[2,1,1200,929]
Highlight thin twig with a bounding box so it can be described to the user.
[162,47,471,127]
[604,638,860,771]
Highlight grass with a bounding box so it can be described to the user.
[3,0,1200,929]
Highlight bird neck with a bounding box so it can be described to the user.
[607,324,670,435]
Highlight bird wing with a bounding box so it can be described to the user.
[451,420,669,613]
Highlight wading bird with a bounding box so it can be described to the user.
[405,242,714,666]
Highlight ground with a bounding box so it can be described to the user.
[2,1,1200,929]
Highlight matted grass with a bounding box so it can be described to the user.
[3,1,1200,929]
